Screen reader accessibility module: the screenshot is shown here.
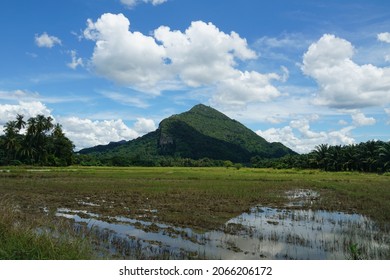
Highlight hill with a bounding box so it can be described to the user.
[78,104,296,165]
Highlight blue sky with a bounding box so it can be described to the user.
[1,0,390,153]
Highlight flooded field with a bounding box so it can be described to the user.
[56,189,390,260]
[2,167,390,260]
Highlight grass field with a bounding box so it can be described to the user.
[1,167,390,259]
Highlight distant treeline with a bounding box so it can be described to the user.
[74,140,390,173]
[251,141,390,173]
[2,114,390,173]
[0,114,74,166]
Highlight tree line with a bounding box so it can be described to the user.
[75,139,390,173]
[2,113,390,173]
[251,140,390,173]
[0,114,74,166]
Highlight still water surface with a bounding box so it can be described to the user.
[56,189,389,259]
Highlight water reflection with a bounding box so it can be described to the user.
[56,203,389,259]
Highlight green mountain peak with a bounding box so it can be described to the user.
[79,104,296,164]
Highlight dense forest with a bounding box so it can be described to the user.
[0,114,74,166]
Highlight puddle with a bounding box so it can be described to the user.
[56,203,390,259]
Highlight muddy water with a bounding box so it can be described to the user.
[56,189,390,260]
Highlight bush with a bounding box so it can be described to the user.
[234,163,243,170]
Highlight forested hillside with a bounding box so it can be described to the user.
[77,104,295,166]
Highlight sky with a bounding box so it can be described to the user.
[1,0,390,153]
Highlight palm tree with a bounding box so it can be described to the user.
[15,114,26,131]
[48,123,74,166]
[24,115,54,164]
[52,123,65,138]
[3,120,20,162]
[358,141,380,172]
[19,144,36,164]
[27,117,37,137]
[378,142,390,172]
[311,144,329,170]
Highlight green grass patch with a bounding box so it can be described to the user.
[0,199,94,260]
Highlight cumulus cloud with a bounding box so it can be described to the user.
[302,34,390,108]
[211,71,281,108]
[133,118,156,134]
[120,0,167,8]
[350,110,376,126]
[154,21,257,87]
[59,117,138,150]
[378,32,390,43]
[35,32,62,48]
[67,50,84,70]
[83,13,168,94]
[0,101,52,134]
[83,13,282,107]
[59,116,157,150]
[0,101,52,126]
[256,116,355,154]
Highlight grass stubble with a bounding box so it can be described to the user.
[0,167,389,259]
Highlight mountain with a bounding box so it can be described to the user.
[78,104,296,164]
[79,140,127,154]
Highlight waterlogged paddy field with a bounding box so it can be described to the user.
[1,167,390,259]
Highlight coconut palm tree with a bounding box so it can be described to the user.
[3,120,20,162]
[15,114,26,131]
[378,142,390,172]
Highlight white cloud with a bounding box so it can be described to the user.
[133,118,156,134]
[0,101,51,125]
[35,32,62,48]
[59,117,139,150]
[59,116,157,150]
[67,50,84,70]
[349,110,376,126]
[0,89,89,104]
[83,13,168,94]
[378,32,390,43]
[0,101,52,133]
[83,13,282,107]
[338,119,348,126]
[120,0,167,8]
[0,89,40,101]
[256,116,355,154]
[154,21,257,87]
[211,71,281,108]
[336,109,376,127]
[302,34,390,108]
[378,33,390,63]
